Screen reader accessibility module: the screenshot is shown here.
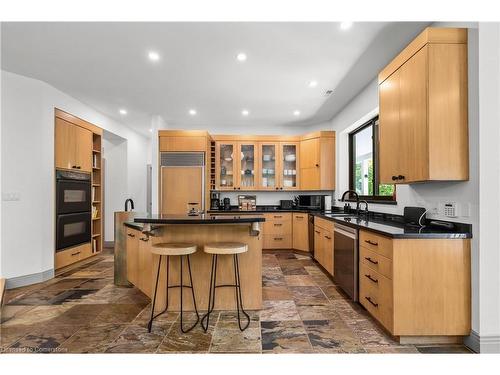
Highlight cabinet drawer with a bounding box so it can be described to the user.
[263,213,292,222]
[55,242,92,269]
[359,263,393,331]
[263,234,292,249]
[359,230,393,259]
[314,216,334,232]
[360,246,393,279]
[264,220,292,235]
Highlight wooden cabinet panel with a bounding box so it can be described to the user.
[314,216,335,232]
[55,243,91,269]
[379,70,401,184]
[159,136,207,152]
[258,142,279,190]
[55,118,92,172]
[280,142,299,190]
[263,234,292,249]
[360,246,392,280]
[263,213,292,222]
[264,220,292,235]
[292,213,309,252]
[126,229,139,286]
[359,230,393,260]
[237,142,259,190]
[137,236,152,296]
[378,27,468,184]
[399,46,429,183]
[313,224,333,276]
[216,142,238,190]
[299,133,335,190]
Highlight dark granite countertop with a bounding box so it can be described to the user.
[209,205,472,239]
[312,212,472,239]
[124,221,144,230]
[133,213,266,225]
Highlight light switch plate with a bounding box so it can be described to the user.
[2,192,20,201]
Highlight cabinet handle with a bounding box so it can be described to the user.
[365,296,379,307]
[295,216,304,219]
[273,215,283,218]
[275,187,279,190]
[365,274,379,283]
[398,175,405,180]
[274,223,282,227]
[274,237,283,241]
[391,176,398,181]
[238,187,241,190]
[364,257,378,265]
[139,237,149,242]
[324,235,331,240]
[127,233,136,238]
[71,251,81,256]
[280,187,283,190]
[365,239,378,246]
[314,230,320,234]
[315,164,319,167]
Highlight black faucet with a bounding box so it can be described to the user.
[340,190,360,215]
[125,198,135,212]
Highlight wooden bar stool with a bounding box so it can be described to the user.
[148,243,199,333]
[201,242,250,332]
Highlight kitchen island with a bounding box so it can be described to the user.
[117,214,265,311]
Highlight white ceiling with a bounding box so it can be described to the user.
[1,22,429,136]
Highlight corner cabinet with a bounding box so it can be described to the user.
[299,132,335,190]
[378,27,469,184]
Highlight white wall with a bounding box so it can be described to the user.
[1,70,149,285]
[103,134,127,242]
[477,22,500,353]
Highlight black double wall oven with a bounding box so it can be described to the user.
[56,170,92,251]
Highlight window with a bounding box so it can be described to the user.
[349,116,395,202]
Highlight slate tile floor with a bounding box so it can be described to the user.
[0,249,473,354]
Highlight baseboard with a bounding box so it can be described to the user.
[464,330,500,353]
[104,241,114,248]
[5,269,54,290]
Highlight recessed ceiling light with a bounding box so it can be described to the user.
[308,80,318,88]
[119,109,127,115]
[241,109,249,116]
[189,109,197,116]
[293,110,301,116]
[340,22,353,30]
[236,53,247,62]
[148,51,160,61]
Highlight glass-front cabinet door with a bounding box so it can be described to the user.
[259,143,278,190]
[216,142,237,190]
[238,142,258,190]
[280,142,299,190]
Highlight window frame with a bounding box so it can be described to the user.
[348,116,396,203]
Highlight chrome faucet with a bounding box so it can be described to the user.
[125,198,135,212]
[340,190,360,215]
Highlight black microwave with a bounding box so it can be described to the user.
[297,195,325,210]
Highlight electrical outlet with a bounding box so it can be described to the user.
[2,192,20,201]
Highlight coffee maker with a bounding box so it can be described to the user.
[210,192,221,210]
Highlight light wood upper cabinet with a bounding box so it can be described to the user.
[55,118,92,172]
[299,132,335,190]
[215,142,238,190]
[280,142,299,190]
[259,142,279,190]
[378,27,469,184]
[238,142,259,190]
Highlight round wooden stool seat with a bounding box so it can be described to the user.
[151,243,197,256]
[204,242,248,255]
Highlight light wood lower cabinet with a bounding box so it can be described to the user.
[263,213,292,249]
[55,242,92,269]
[313,217,334,276]
[126,229,140,286]
[292,213,309,251]
[358,229,471,341]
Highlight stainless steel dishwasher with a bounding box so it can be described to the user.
[333,223,358,301]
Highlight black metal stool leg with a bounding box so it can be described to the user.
[148,255,162,332]
[179,254,199,333]
[233,253,250,331]
[201,254,218,332]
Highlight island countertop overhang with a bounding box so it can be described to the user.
[133,213,266,225]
